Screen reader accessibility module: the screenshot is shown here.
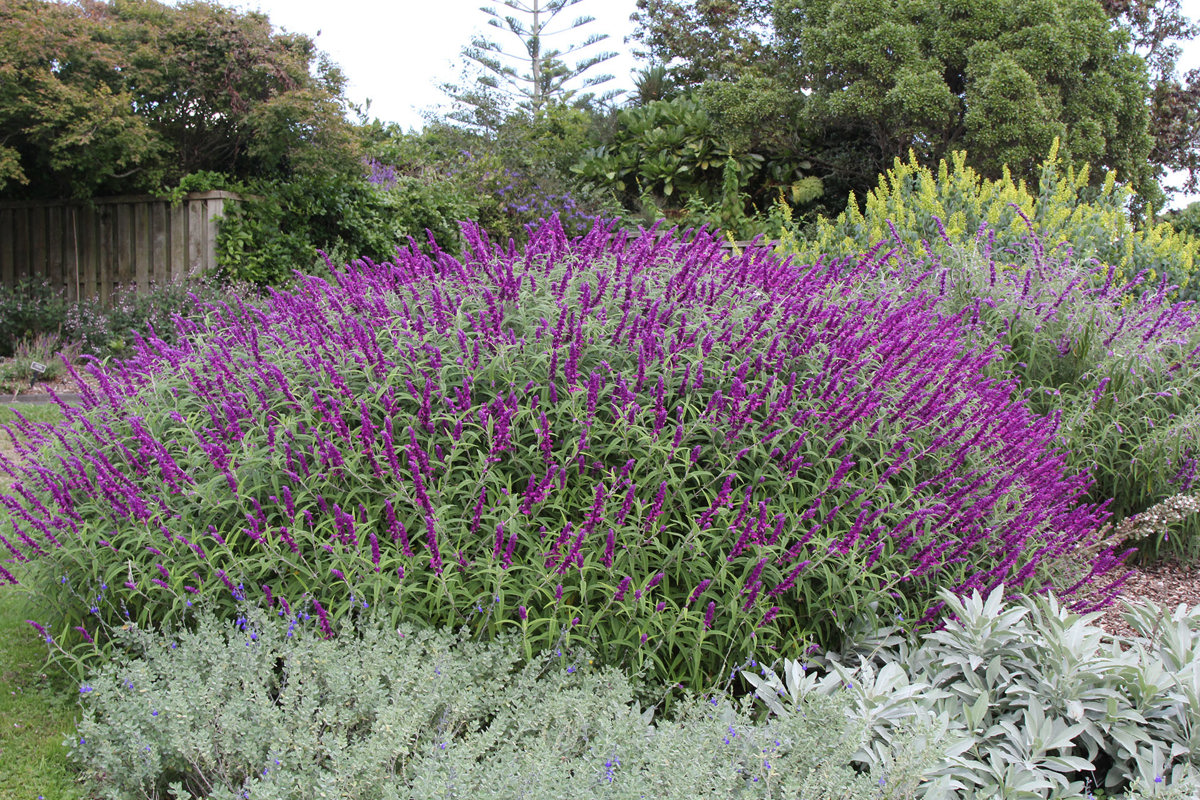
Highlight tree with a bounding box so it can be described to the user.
[629,0,777,86]
[773,0,1159,206]
[1100,0,1200,197]
[0,0,361,199]
[0,0,161,195]
[451,0,617,118]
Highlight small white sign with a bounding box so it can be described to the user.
[29,361,47,374]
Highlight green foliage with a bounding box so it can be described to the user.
[1164,201,1200,240]
[362,111,615,247]
[0,0,162,197]
[743,586,1200,799]
[215,172,473,287]
[0,571,81,800]
[0,333,79,396]
[0,0,360,199]
[0,279,67,358]
[629,0,779,86]
[788,145,1200,295]
[1104,0,1200,196]
[154,170,243,206]
[61,275,253,359]
[773,0,1159,205]
[572,94,822,234]
[69,607,929,800]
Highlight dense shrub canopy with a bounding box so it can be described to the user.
[1,218,1122,689]
[788,145,1199,294]
[0,0,360,199]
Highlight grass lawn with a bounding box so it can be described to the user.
[0,403,82,800]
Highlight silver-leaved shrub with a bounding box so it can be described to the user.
[69,605,932,800]
[740,585,1200,799]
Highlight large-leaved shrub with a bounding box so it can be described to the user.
[742,587,1200,799]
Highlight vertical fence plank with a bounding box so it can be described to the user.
[63,206,78,304]
[118,203,134,300]
[134,201,150,294]
[98,204,113,306]
[204,196,222,276]
[0,207,13,290]
[12,206,29,284]
[170,202,186,284]
[28,207,45,284]
[187,199,204,277]
[46,205,64,297]
[79,204,98,303]
[152,202,168,288]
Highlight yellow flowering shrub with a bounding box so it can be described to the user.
[784,140,1199,295]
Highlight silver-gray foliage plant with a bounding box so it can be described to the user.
[69,605,931,800]
[741,585,1200,800]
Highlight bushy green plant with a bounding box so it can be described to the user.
[0,332,81,395]
[62,274,256,359]
[362,114,618,248]
[741,586,1200,799]
[802,225,1200,559]
[68,605,929,800]
[0,278,68,357]
[572,94,823,235]
[783,142,1200,297]
[1163,202,1200,240]
[4,221,1117,694]
[215,171,474,287]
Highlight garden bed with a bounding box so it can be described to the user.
[0,357,96,401]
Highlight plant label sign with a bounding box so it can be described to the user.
[30,362,47,374]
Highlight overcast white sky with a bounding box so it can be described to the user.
[234,0,642,129]
[216,0,1199,208]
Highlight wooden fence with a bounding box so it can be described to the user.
[0,191,240,305]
